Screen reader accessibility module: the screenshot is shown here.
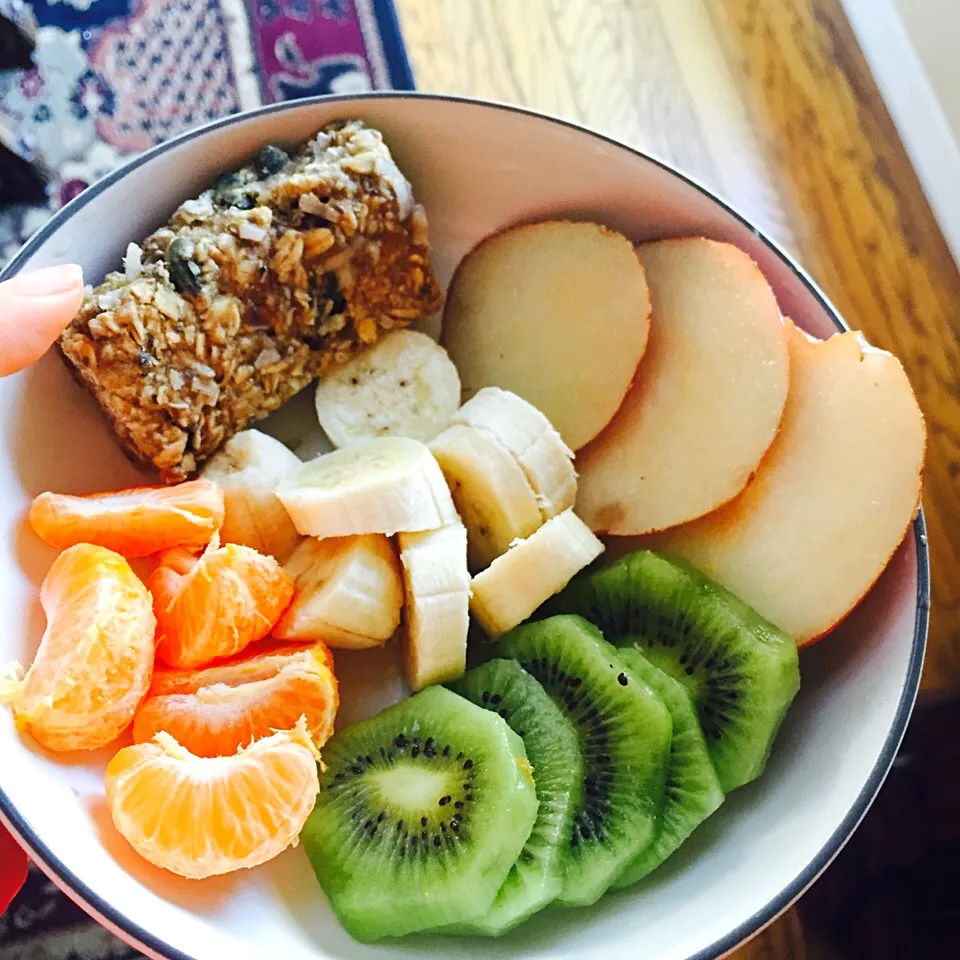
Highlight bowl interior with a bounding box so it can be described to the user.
[0,95,925,960]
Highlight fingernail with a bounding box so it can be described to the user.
[3,263,84,298]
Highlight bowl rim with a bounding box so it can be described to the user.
[0,91,930,960]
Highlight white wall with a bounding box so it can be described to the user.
[895,0,960,144]
[842,0,960,266]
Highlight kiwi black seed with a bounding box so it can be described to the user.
[548,549,800,793]
[448,658,583,934]
[300,686,538,942]
[497,615,672,908]
[613,647,724,886]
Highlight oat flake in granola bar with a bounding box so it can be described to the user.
[58,120,444,482]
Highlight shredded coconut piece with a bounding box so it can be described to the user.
[238,221,268,242]
[298,192,325,215]
[98,289,123,310]
[182,195,214,218]
[374,156,413,220]
[195,379,220,405]
[123,242,143,280]
[255,346,281,368]
[153,286,184,320]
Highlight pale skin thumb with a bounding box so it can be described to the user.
[0,264,85,377]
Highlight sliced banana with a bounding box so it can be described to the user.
[451,386,577,519]
[275,436,457,538]
[200,429,302,561]
[274,534,403,649]
[470,509,604,638]
[315,330,461,447]
[398,521,471,691]
[429,424,542,570]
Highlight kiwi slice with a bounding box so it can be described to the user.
[301,685,539,942]
[449,659,583,934]
[550,549,800,793]
[613,647,724,886]
[497,615,672,907]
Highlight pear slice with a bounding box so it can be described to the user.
[576,238,790,535]
[442,220,651,451]
[648,321,925,645]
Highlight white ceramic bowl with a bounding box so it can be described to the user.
[0,94,928,960]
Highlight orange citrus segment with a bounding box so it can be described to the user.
[148,640,335,695]
[133,641,338,757]
[11,544,155,751]
[28,480,225,558]
[106,719,320,878]
[149,536,295,669]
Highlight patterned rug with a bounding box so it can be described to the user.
[0,6,410,954]
[0,0,412,262]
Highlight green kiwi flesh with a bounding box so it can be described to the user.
[614,648,724,886]
[448,658,583,934]
[301,686,539,942]
[550,549,800,793]
[497,615,672,907]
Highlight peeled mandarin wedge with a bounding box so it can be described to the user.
[5,544,155,751]
[106,719,320,879]
[28,480,225,558]
[133,641,338,757]
[149,536,294,669]
[148,640,335,696]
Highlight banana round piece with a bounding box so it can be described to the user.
[275,436,457,539]
[314,330,461,447]
[470,509,604,638]
[274,534,403,649]
[429,424,543,570]
[451,386,577,519]
[398,521,471,691]
[200,429,302,561]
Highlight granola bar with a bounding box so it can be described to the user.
[59,120,444,482]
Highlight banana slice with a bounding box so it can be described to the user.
[314,330,461,447]
[429,424,542,570]
[470,509,604,638]
[200,430,302,561]
[451,386,577,519]
[275,436,457,538]
[274,534,403,649]
[398,521,471,691]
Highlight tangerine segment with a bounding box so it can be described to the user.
[106,720,320,879]
[149,640,335,696]
[149,538,295,669]
[13,544,155,751]
[28,480,225,558]
[133,642,339,757]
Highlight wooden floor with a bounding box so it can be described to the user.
[394,1,960,956]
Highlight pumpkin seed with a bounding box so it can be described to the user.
[213,172,241,202]
[167,238,203,296]
[255,144,289,177]
[213,172,256,209]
